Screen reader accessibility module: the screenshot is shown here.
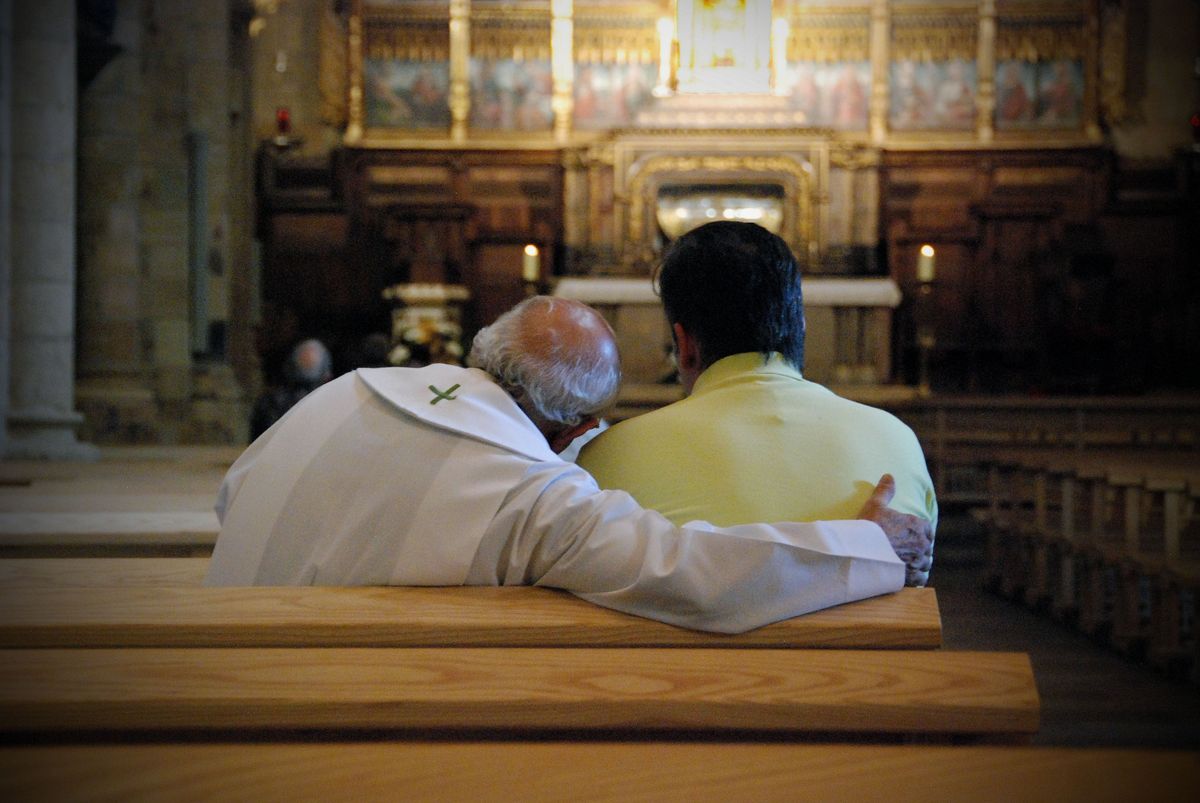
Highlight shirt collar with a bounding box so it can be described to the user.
[356,364,558,463]
[690,352,805,396]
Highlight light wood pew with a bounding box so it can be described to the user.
[0,557,211,587]
[0,512,218,557]
[982,459,1023,595]
[2,744,1196,803]
[0,647,1039,739]
[1150,562,1200,679]
[1060,465,1119,638]
[0,585,942,649]
[973,451,1200,676]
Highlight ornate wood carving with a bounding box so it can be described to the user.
[1098,0,1127,126]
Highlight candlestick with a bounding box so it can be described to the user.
[273,106,292,147]
[914,278,936,397]
[522,244,540,283]
[916,244,936,283]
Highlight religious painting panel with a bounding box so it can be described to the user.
[994,58,1085,130]
[365,59,451,129]
[674,0,775,94]
[573,62,657,129]
[469,58,554,132]
[573,6,660,130]
[785,5,870,132]
[1034,58,1084,128]
[785,61,869,130]
[359,5,451,133]
[995,60,1037,128]
[889,59,976,131]
[469,2,553,133]
[888,6,977,133]
[994,9,1089,132]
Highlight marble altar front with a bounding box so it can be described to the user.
[554,276,903,407]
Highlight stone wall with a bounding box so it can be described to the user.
[74,0,256,445]
[4,0,96,458]
[0,0,11,456]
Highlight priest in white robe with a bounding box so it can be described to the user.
[206,296,932,634]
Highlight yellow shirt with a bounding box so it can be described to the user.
[579,353,937,529]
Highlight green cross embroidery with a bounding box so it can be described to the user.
[428,383,461,405]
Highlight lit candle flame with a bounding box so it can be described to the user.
[916,244,936,282]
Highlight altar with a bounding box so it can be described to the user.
[554,275,902,400]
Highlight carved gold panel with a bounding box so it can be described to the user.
[623,153,815,268]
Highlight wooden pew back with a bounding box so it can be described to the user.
[3,743,1195,802]
[0,584,942,649]
[0,557,210,587]
[0,647,1039,739]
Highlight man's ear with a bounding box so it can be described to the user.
[549,417,599,454]
[672,322,701,374]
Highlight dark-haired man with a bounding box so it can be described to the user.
[579,222,937,584]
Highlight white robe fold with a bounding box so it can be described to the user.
[206,365,904,633]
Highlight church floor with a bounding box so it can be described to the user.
[931,516,1200,748]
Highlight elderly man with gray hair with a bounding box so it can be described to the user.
[249,338,334,440]
[207,296,931,633]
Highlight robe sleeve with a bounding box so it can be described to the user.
[480,462,906,634]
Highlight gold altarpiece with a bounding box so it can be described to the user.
[316,0,1125,390]
[344,0,1110,261]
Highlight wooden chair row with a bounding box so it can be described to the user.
[972,450,1200,682]
[4,743,1196,802]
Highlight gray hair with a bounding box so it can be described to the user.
[286,338,333,387]
[467,296,621,426]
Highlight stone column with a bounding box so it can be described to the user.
[7,0,97,458]
[0,0,12,457]
[75,0,157,442]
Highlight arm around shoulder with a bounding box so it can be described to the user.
[492,463,905,633]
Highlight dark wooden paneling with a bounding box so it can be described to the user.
[468,242,533,332]
[256,144,1195,393]
[342,148,564,335]
[883,148,1197,393]
[257,146,564,368]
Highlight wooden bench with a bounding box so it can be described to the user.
[0,585,942,649]
[970,449,1200,679]
[0,512,218,557]
[0,647,1038,740]
[0,557,211,587]
[2,743,1195,801]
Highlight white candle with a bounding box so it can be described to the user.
[916,244,936,283]
[522,244,540,283]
